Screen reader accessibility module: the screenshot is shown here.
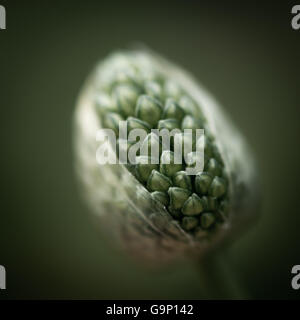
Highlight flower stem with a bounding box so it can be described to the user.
[196,253,249,299]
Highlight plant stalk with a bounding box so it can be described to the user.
[196,253,249,299]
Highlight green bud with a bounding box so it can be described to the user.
[160,150,183,177]
[195,172,213,195]
[185,151,204,173]
[181,115,202,130]
[147,170,172,192]
[179,95,200,118]
[168,187,191,210]
[206,158,223,176]
[163,98,185,121]
[113,84,140,117]
[182,216,198,231]
[151,191,169,207]
[140,132,162,159]
[103,112,124,136]
[145,81,164,100]
[182,193,204,216]
[208,197,218,211]
[208,176,227,198]
[158,119,181,146]
[135,156,159,182]
[173,171,192,191]
[200,212,216,229]
[201,196,218,211]
[127,117,151,134]
[164,80,182,100]
[135,95,163,127]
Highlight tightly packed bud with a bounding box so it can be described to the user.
[147,169,172,192]
[163,98,185,121]
[168,187,191,210]
[182,193,204,216]
[151,191,169,207]
[114,84,140,117]
[173,171,192,191]
[74,49,261,267]
[160,150,183,178]
[135,156,158,182]
[136,95,163,127]
[91,51,231,238]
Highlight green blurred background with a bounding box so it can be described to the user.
[0,0,300,299]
